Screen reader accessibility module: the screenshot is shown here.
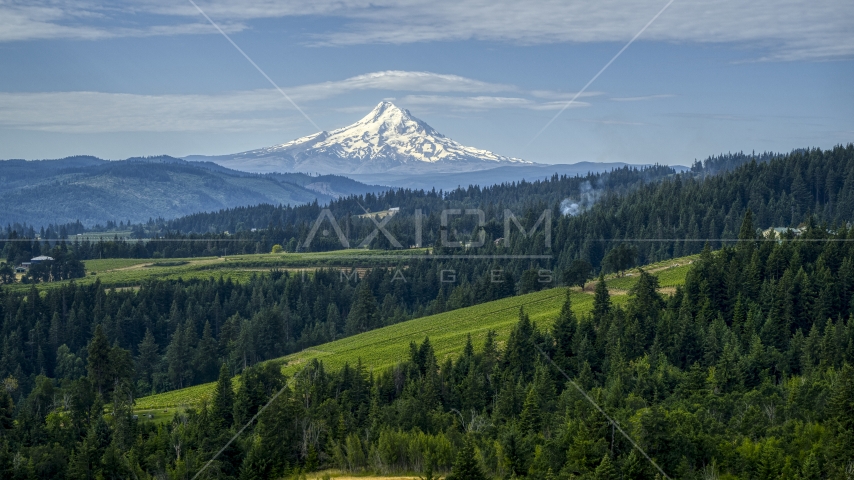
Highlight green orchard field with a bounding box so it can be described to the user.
[134,253,696,418]
[9,249,431,294]
[595,254,697,292]
[134,287,591,413]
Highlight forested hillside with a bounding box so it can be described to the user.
[1,163,676,263]
[155,163,677,235]
[2,219,853,478]
[688,150,784,175]
[3,145,851,276]
[560,145,853,264]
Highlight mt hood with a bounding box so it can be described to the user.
[186,102,531,175]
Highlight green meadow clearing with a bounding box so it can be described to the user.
[135,287,591,412]
[9,248,432,293]
[600,255,697,291]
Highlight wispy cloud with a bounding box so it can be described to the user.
[306,0,854,61]
[399,95,590,111]
[666,112,760,122]
[583,118,648,126]
[0,90,297,133]
[530,90,603,100]
[611,94,674,102]
[0,1,245,42]
[286,71,517,102]
[0,70,591,133]
[1,1,851,61]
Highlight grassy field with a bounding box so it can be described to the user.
[7,249,431,293]
[595,255,697,291]
[84,258,158,271]
[135,287,592,412]
[298,474,419,480]
[134,253,697,418]
[10,249,693,296]
[301,474,419,480]
[133,288,580,419]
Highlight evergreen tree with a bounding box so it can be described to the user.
[345,282,379,335]
[520,386,541,434]
[211,364,234,429]
[829,363,854,466]
[594,454,620,480]
[194,321,219,382]
[56,344,85,380]
[503,308,536,377]
[327,303,342,334]
[593,275,611,320]
[553,288,577,374]
[483,329,498,364]
[107,345,134,403]
[738,209,756,243]
[463,333,475,359]
[136,329,159,392]
[0,388,13,435]
[239,436,270,480]
[166,323,190,389]
[800,452,822,480]
[446,437,486,480]
[564,259,593,288]
[86,324,110,396]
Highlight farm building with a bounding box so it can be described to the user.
[30,255,54,264]
[762,227,803,239]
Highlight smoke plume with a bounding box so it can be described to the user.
[560,180,601,216]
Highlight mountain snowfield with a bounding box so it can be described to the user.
[186,102,532,175]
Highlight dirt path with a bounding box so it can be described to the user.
[111,257,226,272]
[578,260,691,295]
[112,263,153,271]
[307,476,418,480]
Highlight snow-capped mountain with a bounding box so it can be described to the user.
[185,102,532,175]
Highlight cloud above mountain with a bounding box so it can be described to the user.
[1,0,850,61]
[285,71,518,101]
[0,71,598,133]
[399,95,591,111]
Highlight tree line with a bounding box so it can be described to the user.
[4,145,852,282]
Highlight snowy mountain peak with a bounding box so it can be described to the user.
[365,100,408,122]
[194,102,532,175]
[343,101,443,141]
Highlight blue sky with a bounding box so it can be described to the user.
[0,0,851,166]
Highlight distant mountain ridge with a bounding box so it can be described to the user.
[185,101,532,175]
[0,156,383,227]
[346,162,674,191]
